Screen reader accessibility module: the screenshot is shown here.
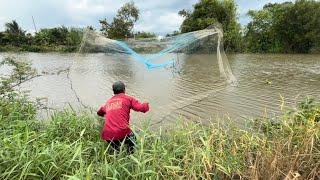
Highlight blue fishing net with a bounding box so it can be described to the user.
[78,25,237,84]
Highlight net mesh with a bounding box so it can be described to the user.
[78,24,237,84]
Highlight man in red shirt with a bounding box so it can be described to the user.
[97,81,149,153]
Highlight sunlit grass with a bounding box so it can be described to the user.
[0,95,319,179]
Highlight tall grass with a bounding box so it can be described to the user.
[0,94,319,179]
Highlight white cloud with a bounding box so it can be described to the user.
[158,13,184,29]
[66,0,120,16]
[134,12,184,34]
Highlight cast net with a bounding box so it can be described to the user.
[78,24,237,84]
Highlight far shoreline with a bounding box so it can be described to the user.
[1,47,320,55]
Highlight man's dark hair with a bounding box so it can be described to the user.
[112,81,125,94]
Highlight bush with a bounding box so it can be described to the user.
[0,95,319,179]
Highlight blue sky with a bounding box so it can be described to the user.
[0,0,292,35]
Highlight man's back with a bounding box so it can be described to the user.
[97,93,149,141]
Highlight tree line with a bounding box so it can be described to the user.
[0,22,84,52]
[245,0,320,53]
[0,21,84,52]
[0,0,319,53]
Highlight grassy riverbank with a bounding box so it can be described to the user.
[0,45,79,53]
[0,93,319,179]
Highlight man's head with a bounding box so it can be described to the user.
[112,81,125,94]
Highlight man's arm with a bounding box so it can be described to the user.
[97,105,106,117]
[131,98,149,113]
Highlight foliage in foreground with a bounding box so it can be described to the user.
[0,57,37,95]
[0,93,319,179]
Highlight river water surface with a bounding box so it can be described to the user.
[1,53,319,127]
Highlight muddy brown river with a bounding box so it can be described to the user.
[1,53,320,127]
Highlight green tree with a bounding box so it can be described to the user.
[0,20,82,52]
[5,20,25,36]
[34,26,69,45]
[134,31,156,39]
[245,0,320,53]
[275,0,320,53]
[179,0,242,52]
[34,26,82,46]
[0,32,4,44]
[165,31,180,37]
[66,28,83,46]
[244,5,282,53]
[100,2,139,39]
[1,20,28,47]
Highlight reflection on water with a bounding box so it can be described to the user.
[1,53,320,127]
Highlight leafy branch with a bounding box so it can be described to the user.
[0,56,39,95]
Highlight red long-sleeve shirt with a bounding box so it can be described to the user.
[97,93,149,141]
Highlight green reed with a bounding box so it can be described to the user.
[0,94,319,179]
